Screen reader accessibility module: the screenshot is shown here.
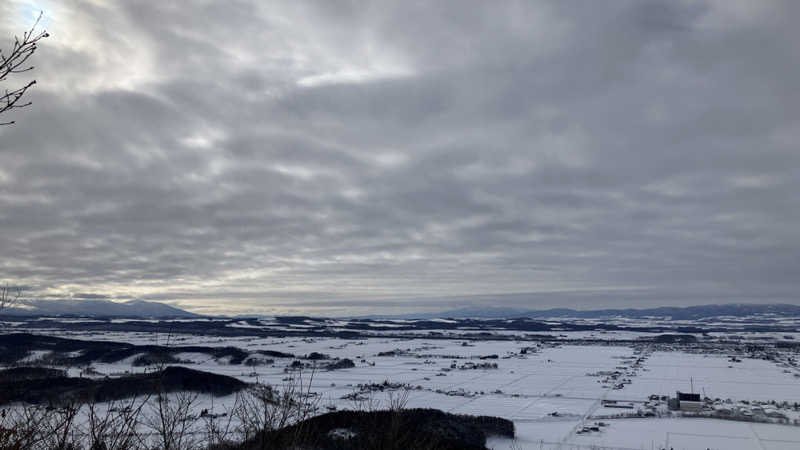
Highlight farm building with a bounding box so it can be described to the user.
[669,391,703,411]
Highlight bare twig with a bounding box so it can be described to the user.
[0,11,49,125]
[144,389,200,450]
[86,394,150,450]
[202,393,240,447]
[0,283,22,314]
[233,366,321,449]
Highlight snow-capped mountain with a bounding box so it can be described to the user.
[0,299,198,318]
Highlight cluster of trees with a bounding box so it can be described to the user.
[0,347,514,450]
[0,368,325,450]
[0,367,468,450]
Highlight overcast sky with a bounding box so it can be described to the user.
[1,1,798,315]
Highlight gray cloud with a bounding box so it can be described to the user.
[0,0,798,315]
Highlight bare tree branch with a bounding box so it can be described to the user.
[0,11,49,125]
[0,283,22,313]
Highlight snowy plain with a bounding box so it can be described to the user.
[5,318,800,449]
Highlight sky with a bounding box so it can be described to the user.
[0,0,798,316]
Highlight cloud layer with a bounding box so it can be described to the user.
[1,0,798,315]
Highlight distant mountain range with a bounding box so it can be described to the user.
[3,299,799,321]
[1,299,198,318]
[382,303,800,320]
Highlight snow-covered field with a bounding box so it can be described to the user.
[7,329,800,449]
[491,418,800,450]
[620,352,800,402]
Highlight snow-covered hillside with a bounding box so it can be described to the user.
[1,299,197,318]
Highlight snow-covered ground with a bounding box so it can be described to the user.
[489,418,800,450]
[619,351,800,402]
[6,329,800,449]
